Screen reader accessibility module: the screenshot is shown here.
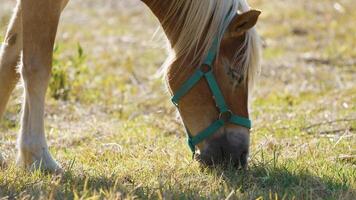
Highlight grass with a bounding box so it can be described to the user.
[0,0,355,199]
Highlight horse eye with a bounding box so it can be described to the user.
[237,74,244,84]
[227,67,244,85]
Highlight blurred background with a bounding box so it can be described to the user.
[0,0,355,199]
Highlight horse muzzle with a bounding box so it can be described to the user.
[196,127,250,169]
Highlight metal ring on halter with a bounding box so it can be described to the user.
[200,64,212,73]
[218,110,233,123]
[172,100,179,107]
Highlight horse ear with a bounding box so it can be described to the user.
[227,10,261,37]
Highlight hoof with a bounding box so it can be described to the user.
[16,148,62,173]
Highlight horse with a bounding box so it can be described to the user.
[0,0,261,172]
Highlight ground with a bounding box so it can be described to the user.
[0,0,355,199]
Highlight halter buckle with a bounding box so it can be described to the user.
[200,64,212,73]
[219,110,232,123]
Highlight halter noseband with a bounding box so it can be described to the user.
[171,14,252,156]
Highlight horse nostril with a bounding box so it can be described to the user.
[220,146,225,160]
[239,151,248,169]
[196,140,224,166]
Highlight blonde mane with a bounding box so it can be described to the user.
[159,0,261,91]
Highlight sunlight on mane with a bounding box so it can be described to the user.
[157,0,261,92]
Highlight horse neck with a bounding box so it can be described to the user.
[141,0,181,47]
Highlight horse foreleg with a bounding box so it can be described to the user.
[17,0,63,172]
[0,2,22,118]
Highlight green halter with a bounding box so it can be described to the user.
[171,20,252,156]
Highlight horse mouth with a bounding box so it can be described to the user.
[195,151,249,169]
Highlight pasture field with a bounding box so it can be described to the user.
[0,0,355,199]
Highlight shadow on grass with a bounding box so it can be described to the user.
[1,163,354,199]
[57,165,353,199]
[214,164,355,200]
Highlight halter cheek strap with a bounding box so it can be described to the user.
[171,35,252,157]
